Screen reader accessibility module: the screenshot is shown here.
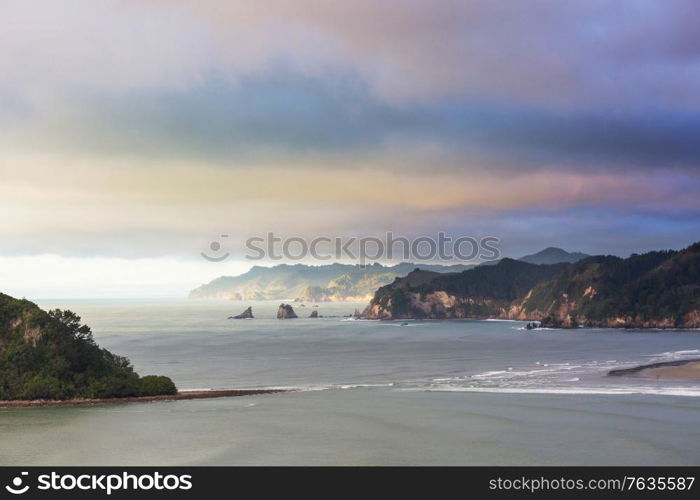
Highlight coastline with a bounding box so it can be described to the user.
[0,389,289,408]
[361,314,700,330]
[608,359,700,379]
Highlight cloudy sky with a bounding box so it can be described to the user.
[2,0,699,297]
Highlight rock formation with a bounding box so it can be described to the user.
[276,303,298,319]
[229,306,253,319]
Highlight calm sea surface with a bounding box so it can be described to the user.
[1,299,699,465]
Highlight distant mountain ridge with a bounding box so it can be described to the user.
[362,243,700,329]
[519,247,590,265]
[479,247,590,266]
[188,262,474,301]
[189,248,590,301]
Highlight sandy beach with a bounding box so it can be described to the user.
[609,359,700,380]
[646,361,700,379]
[0,389,288,408]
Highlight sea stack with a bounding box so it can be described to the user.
[229,306,254,319]
[309,310,319,318]
[277,303,298,319]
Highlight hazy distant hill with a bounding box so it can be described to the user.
[363,243,700,329]
[519,247,590,265]
[479,247,589,266]
[188,262,474,301]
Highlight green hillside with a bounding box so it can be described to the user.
[0,293,176,400]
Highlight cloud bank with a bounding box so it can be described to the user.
[1,0,699,297]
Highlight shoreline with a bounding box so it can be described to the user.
[0,389,289,408]
[608,359,700,379]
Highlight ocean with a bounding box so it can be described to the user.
[2,299,700,465]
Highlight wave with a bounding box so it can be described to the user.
[645,349,700,361]
[334,383,396,390]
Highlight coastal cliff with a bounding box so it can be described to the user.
[363,242,700,329]
[517,243,700,328]
[363,260,565,320]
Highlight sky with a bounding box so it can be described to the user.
[1,0,700,298]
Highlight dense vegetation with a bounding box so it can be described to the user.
[364,243,700,328]
[421,259,567,300]
[368,260,566,318]
[528,243,700,327]
[0,293,176,400]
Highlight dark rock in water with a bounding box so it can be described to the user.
[277,303,298,319]
[309,310,319,318]
[229,306,253,319]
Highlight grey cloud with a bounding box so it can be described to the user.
[6,72,700,172]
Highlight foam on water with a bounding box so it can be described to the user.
[645,349,700,361]
[416,385,700,397]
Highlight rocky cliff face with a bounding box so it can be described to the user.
[7,316,42,348]
[363,291,509,320]
[363,260,564,321]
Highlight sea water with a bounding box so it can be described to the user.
[1,299,699,465]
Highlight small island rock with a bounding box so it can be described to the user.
[229,306,254,319]
[277,304,298,319]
